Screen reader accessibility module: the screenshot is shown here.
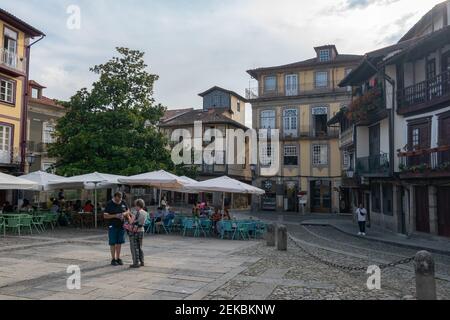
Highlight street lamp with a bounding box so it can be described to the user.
[26,153,36,166]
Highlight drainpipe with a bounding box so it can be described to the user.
[20,35,45,174]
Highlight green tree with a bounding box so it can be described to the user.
[49,47,175,176]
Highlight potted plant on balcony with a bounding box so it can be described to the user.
[346,87,383,122]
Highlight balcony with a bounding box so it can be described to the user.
[0,147,21,166]
[0,48,27,77]
[356,153,390,176]
[347,87,386,125]
[397,70,450,115]
[245,82,350,101]
[339,127,354,148]
[398,145,450,178]
[27,141,52,154]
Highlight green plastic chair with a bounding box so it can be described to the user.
[235,222,251,240]
[0,216,5,237]
[51,214,59,228]
[219,221,235,239]
[20,215,33,235]
[32,215,46,233]
[43,213,55,230]
[5,215,22,235]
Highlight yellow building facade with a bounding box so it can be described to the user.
[247,45,362,212]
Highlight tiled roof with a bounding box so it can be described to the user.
[198,86,248,102]
[247,54,363,78]
[160,108,194,122]
[29,96,64,109]
[159,108,248,130]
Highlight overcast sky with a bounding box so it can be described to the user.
[2,0,443,127]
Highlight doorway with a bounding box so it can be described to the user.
[415,186,430,233]
[437,186,450,238]
[310,180,332,213]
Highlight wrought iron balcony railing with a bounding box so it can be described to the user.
[0,48,26,73]
[356,153,390,175]
[398,145,450,173]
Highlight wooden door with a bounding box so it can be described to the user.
[415,186,430,234]
[437,187,450,238]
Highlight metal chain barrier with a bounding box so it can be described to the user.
[288,234,414,272]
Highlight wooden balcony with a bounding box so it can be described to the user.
[356,153,390,177]
[397,70,450,115]
[398,145,450,178]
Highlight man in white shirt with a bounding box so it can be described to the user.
[356,204,367,236]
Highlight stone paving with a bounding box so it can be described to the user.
[0,224,449,300]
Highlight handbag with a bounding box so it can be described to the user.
[124,211,141,234]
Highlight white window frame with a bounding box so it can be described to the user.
[260,145,272,166]
[283,109,298,136]
[285,74,298,96]
[284,145,298,166]
[42,162,55,173]
[0,125,12,164]
[312,144,328,166]
[0,79,14,104]
[343,151,350,170]
[412,128,420,149]
[42,122,55,144]
[319,49,331,62]
[260,110,276,130]
[315,71,329,88]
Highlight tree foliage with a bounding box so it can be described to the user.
[49,47,181,176]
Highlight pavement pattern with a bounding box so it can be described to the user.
[0,223,449,300]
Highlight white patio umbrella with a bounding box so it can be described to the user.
[19,171,67,191]
[0,172,37,190]
[184,176,265,218]
[118,170,189,205]
[48,172,126,228]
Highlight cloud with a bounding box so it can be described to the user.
[343,0,400,10]
[0,0,444,121]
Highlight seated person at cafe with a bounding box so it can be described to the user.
[154,207,165,223]
[223,210,231,221]
[20,199,33,213]
[50,200,60,214]
[2,201,14,213]
[73,200,82,212]
[83,200,94,213]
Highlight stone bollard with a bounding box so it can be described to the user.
[276,225,287,251]
[266,223,276,247]
[414,250,437,300]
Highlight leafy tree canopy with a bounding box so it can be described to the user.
[49,47,195,178]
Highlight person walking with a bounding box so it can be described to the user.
[124,199,148,268]
[356,203,367,236]
[104,192,130,266]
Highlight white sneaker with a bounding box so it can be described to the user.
[358,232,362,236]
[362,233,366,236]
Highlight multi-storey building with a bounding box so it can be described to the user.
[0,8,44,203]
[27,80,65,173]
[338,0,450,238]
[159,86,252,209]
[247,46,362,212]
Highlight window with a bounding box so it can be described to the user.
[312,145,328,166]
[343,151,350,170]
[3,27,18,68]
[284,145,298,166]
[345,69,352,92]
[285,74,298,96]
[0,125,12,163]
[319,49,331,62]
[283,109,298,136]
[0,79,14,104]
[212,95,222,107]
[312,106,328,137]
[382,184,393,216]
[42,162,55,173]
[260,110,276,130]
[260,145,272,166]
[32,88,39,99]
[43,122,55,144]
[237,101,241,112]
[315,72,328,88]
[264,76,276,92]
[412,128,420,148]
